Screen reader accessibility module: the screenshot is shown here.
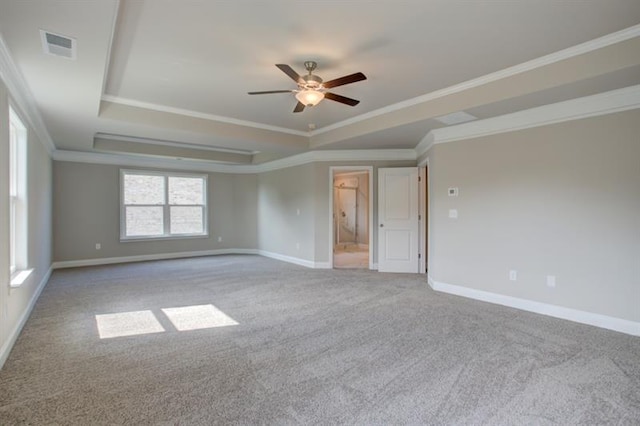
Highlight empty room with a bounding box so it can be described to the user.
[0,1,639,424]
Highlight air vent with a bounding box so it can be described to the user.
[40,30,76,59]
[435,111,477,126]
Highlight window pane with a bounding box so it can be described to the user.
[170,206,203,234]
[124,174,165,205]
[169,177,204,205]
[126,206,164,236]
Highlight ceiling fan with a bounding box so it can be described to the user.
[248,61,367,113]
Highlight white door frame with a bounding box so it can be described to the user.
[328,166,374,270]
[418,156,430,275]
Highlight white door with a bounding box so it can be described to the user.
[378,167,419,273]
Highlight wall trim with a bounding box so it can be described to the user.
[55,85,640,174]
[429,84,640,145]
[428,276,640,337]
[52,248,259,269]
[415,132,435,159]
[51,249,335,270]
[310,24,640,137]
[102,95,309,137]
[257,250,316,269]
[0,33,55,154]
[100,24,640,141]
[52,148,418,174]
[0,266,52,370]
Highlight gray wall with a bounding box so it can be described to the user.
[257,163,317,261]
[428,109,640,322]
[257,160,415,265]
[0,80,52,366]
[53,162,257,261]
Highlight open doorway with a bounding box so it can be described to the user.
[330,167,373,269]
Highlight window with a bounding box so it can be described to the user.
[120,170,207,240]
[9,107,27,278]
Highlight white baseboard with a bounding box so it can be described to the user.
[52,248,259,269]
[428,276,640,336]
[52,249,333,270]
[0,266,52,370]
[257,250,317,269]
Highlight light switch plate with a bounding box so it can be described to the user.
[448,187,459,197]
[448,209,458,219]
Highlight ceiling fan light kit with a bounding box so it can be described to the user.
[295,89,324,106]
[248,61,367,113]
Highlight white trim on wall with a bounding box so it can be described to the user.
[52,248,259,269]
[0,266,52,369]
[51,249,336,270]
[429,84,640,145]
[101,94,309,137]
[54,85,640,176]
[310,24,640,137]
[53,148,418,174]
[0,34,55,154]
[258,250,331,269]
[428,276,640,337]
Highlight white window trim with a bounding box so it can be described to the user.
[9,106,28,284]
[120,169,209,241]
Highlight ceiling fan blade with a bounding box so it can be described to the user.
[276,64,303,83]
[293,101,305,113]
[322,72,366,89]
[248,90,293,95]
[324,92,360,106]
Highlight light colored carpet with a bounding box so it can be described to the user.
[0,255,638,425]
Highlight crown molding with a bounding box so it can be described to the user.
[53,149,256,173]
[101,25,640,141]
[414,132,435,158]
[0,33,55,154]
[428,84,640,145]
[309,23,640,137]
[53,147,417,174]
[256,149,416,173]
[94,132,257,155]
[101,94,309,137]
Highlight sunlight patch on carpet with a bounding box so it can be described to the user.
[162,304,239,331]
[96,310,165,339]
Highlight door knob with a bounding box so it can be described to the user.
[380,224,384,227]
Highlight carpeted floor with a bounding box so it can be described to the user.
[0,255,639,425]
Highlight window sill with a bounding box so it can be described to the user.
[10,269,33,288]
[120,234,209,243]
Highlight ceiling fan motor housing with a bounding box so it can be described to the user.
[301,73,323,89]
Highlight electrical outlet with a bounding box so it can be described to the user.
[95,243,101,250]
[296,208,300,216]
[546,275,556,288]
[296,242,300,250]
[509,270,517,281]
[448,209,458,219]
[217,236,222,242]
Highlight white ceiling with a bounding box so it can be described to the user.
[1,0,640,164]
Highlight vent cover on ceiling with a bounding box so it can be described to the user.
[435,111,477,126]
[40,30,76,59]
